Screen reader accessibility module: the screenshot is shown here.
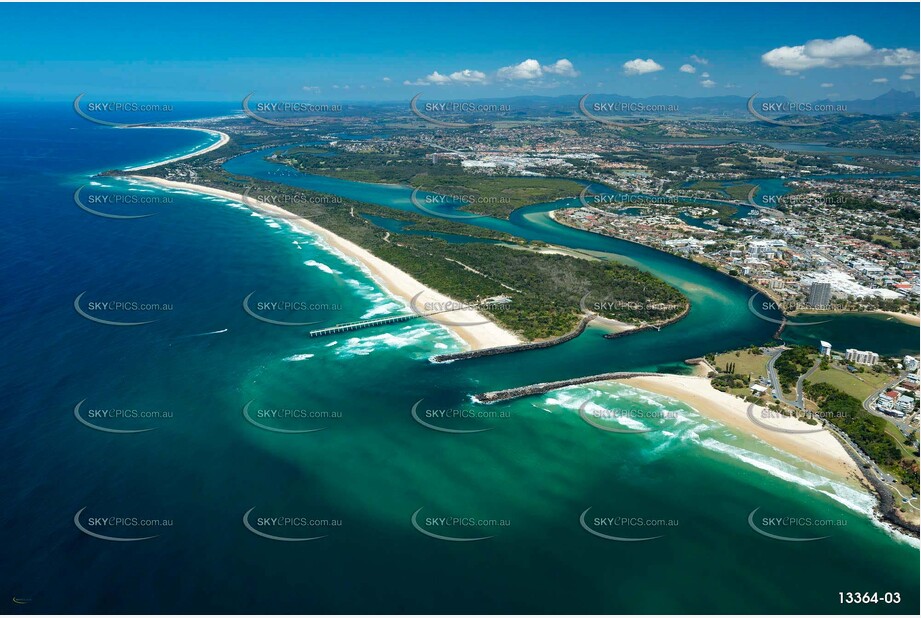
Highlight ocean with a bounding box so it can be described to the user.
[1,103,918,614]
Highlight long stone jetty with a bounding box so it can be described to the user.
[602,303,690,339]
[431,315,595,363]
[473,371,672,404]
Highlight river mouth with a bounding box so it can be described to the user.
[221,146,917,361]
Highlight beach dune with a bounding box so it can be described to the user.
[132,176,522,351]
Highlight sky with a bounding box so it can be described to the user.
[1,2,918,102]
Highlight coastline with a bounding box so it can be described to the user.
[128,128,891,504]
[873,310,920,327]
[123,128,230,171]
[130,176,522,351]
[615,374,866,485]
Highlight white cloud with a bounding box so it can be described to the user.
[496,58,579,81]
[542,58,579,78]
[623,58,664,76]
[404,69,485,86]
[302,86,320,93]
[871,77,889,84]
[900,73,916,80]
[820,82,834,88]
[449,69,487,84]
[762,35,919,71]
[805,34,873,59]
[497,58,543,80]
[382,77,391,82]
[700,79,716,88]
[690,54,709,65]
[408,58,577,86]
[679,64,696,74]
[701,72,710,78]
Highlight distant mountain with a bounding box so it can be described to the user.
[813,89,919,115]
[386,90,919,118]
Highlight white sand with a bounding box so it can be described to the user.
[875,310,920,327]
[617,374,864,483]
[132,177,522,351]
[123,129,230,171]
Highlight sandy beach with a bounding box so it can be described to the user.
[123,128,230,171]
[131,176,522,351]
[616,374,865,483]
[875,310,921,327]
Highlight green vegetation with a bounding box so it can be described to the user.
[136,157,686,340]
[724,183,758,202]
[686,180,756,203]
[713,349,770,379]
[809,365,894,402]
[285,148,584,218]
[708,348,772,398]
[774,345,816,392]
[805,382,918,492]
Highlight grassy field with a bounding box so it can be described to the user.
[687,181,757,202]
[871,234,902,249]
[808,365,894,401]
[885,424,917,459]
[808,364,915,459]
[713,349,772,399]
[714,349,771,378]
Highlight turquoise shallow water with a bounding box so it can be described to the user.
[1,110,918,613]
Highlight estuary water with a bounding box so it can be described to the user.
[1,107,918,614]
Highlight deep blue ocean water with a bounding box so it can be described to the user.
[1,105,918,614]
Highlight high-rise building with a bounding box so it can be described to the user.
[819,341,832,356]
[807,282,831,308]
[903,355,919,372]
[845,348,880,366]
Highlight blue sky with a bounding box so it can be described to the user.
[1,2,918,101]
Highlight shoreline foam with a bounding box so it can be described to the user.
[122,128,230,171]
[130,176,522,352]
[615,374,866,485]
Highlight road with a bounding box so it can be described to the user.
[827,421,919,512]
[766,347,818,411]
[861,371,916,436]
